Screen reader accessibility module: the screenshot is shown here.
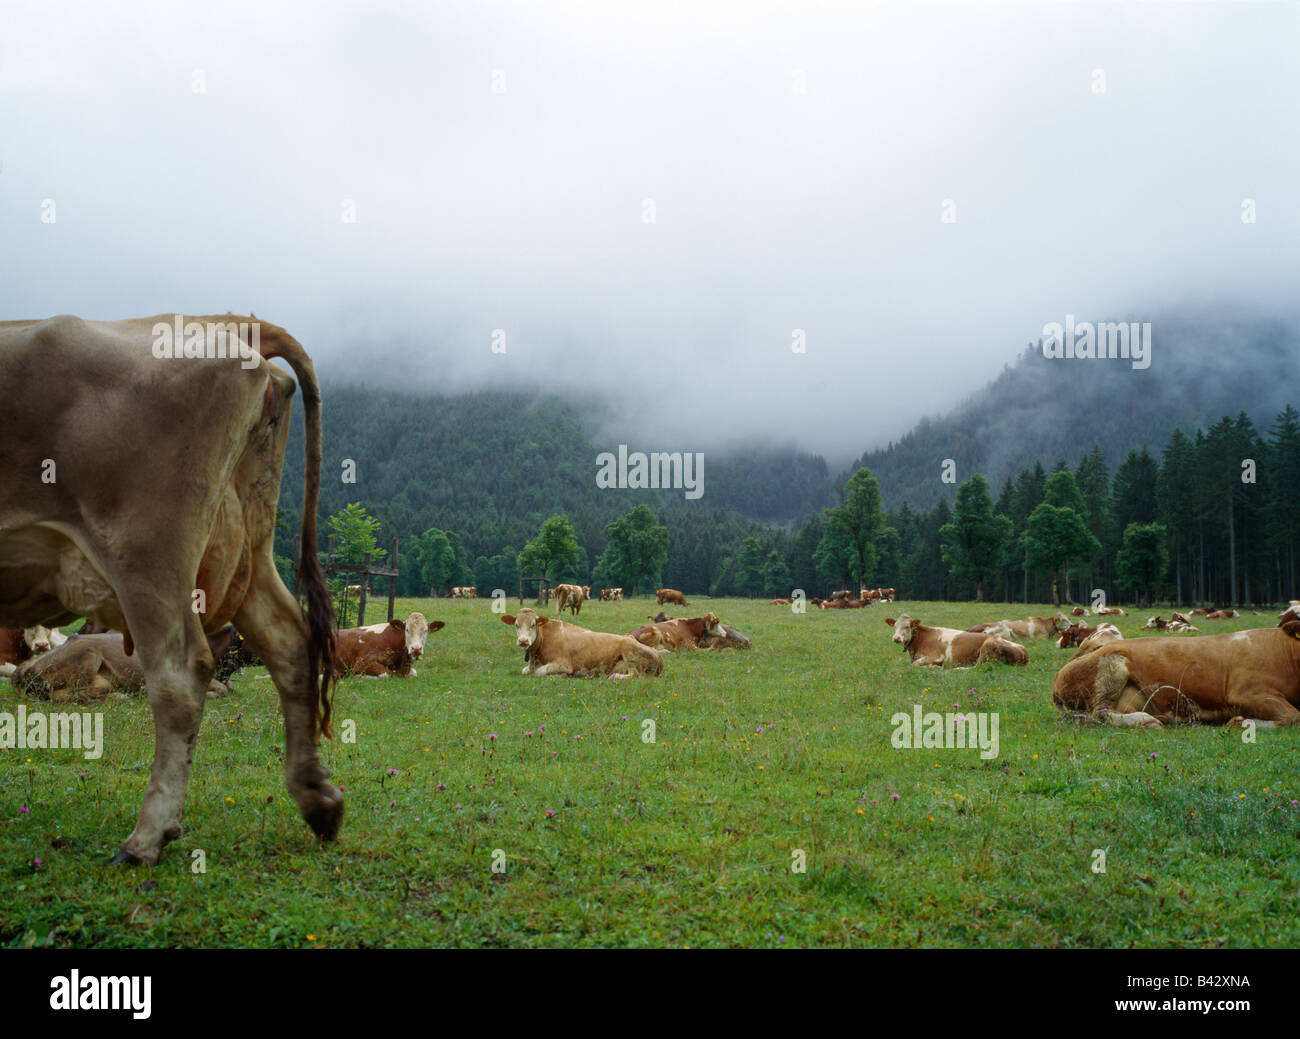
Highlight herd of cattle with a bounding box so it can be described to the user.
[884,600,1300,729]
[2,316,1297,868]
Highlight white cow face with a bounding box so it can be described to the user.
[888,615,915,646]
[23,625,55,654]
[403,612,432,659]
[502,609,549,648]
[702,613,726,638]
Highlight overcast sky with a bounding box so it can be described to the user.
[3,1,1297,467]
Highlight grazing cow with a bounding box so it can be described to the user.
[874,587,896,603]
[553,583,588,616]
[599,587,623,601]
[12,629,240,702]
[502,609,662,677]
[885,615,1028,668]
[1067,623,1124,660]
[332,612,443,677]
[628,613,727,652]
[445,586,477,599]
[1094,606,1128,616]
[967,614,1070,640]
[0,313,338,866]
[0,625,65,677]
[1052,623,1300,727]
[699,623,753,651]
[657,588,688,606]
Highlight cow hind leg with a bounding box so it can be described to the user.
[234,565,343,844]
[111,616,216,865]
[1226,691,1300,729]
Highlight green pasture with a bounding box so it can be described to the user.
[1,597,1296,948]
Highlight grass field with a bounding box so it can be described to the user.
[2,597,1297,948]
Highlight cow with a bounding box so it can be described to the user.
[647,612,670,623]
[12,629,240,702]
[1094,606,1128,616]
[1051,623,1300,727]
[874,587,896,603]
[502,609,663,678]
[1067,623,1124,660]
[1204,609,1240,620]
[1142,615,1199,633]
[1279,607,1300,627]
[599,587,624,601]
[967,614,1070,640]
[830,589,852,602]
[0,313,338,866]
[628,613,727,652]
[0,625,65,677]
[553,583,588,616]
[446,586,478,599]
[332,612,443,677]
[1071,606,1089,616]
[699,623,753,651]
[769,598,793,606]
[885,615,1028,668]
[657,588,688,606]
[1055,622,1093,649]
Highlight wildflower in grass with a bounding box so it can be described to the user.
[387,767,399,775]
[390,800,396,808]
[487,734,498,741]
[455,803,462,809]
[307,934,317,942]
[856,809,863,816]
[33,858,42,868]
[890,793,900,801]
[1032,754,1038,761]
[435,783,445,791]
[224,797,235,805]
[545,809,555,818]
[19,804,30,815]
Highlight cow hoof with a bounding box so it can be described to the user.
[107,848,148,867]
[305,788,344,842]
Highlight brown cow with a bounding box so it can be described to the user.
[1204,609,1240,620]
[1052,623,1300,727]
[599,588,624,601]
[1094,606,1128,616]
[0,313,338,866]
[12,629,239,702]
[885,615,1028,668]
[1055,622,1093,649]
[628,613,726,652]
[0,625,64,677]
[1068,623,1123,659]
[967,614,1070,640]
[332,613,443,677]
[502,609,662,677]
[656,588,688,606]
[1070,606,1089,616]
[553,583,589,616]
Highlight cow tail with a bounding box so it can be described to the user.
[260,324,337,741]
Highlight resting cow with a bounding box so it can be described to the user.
[886,615,1028,668]
[12,629,241,702]
[1052,623,1300,727]
[967,614,1070,640]
[503,608,662,677]
[0,313,338,866]
[1094,606,1128,616]
[628,613,726,651]
[656,588,688,606]
[1068,623,1123,659]
[332,612,443,677]
[0,625,65,677]
[699,623,752,651]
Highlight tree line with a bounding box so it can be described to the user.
[292,404,1300,607]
